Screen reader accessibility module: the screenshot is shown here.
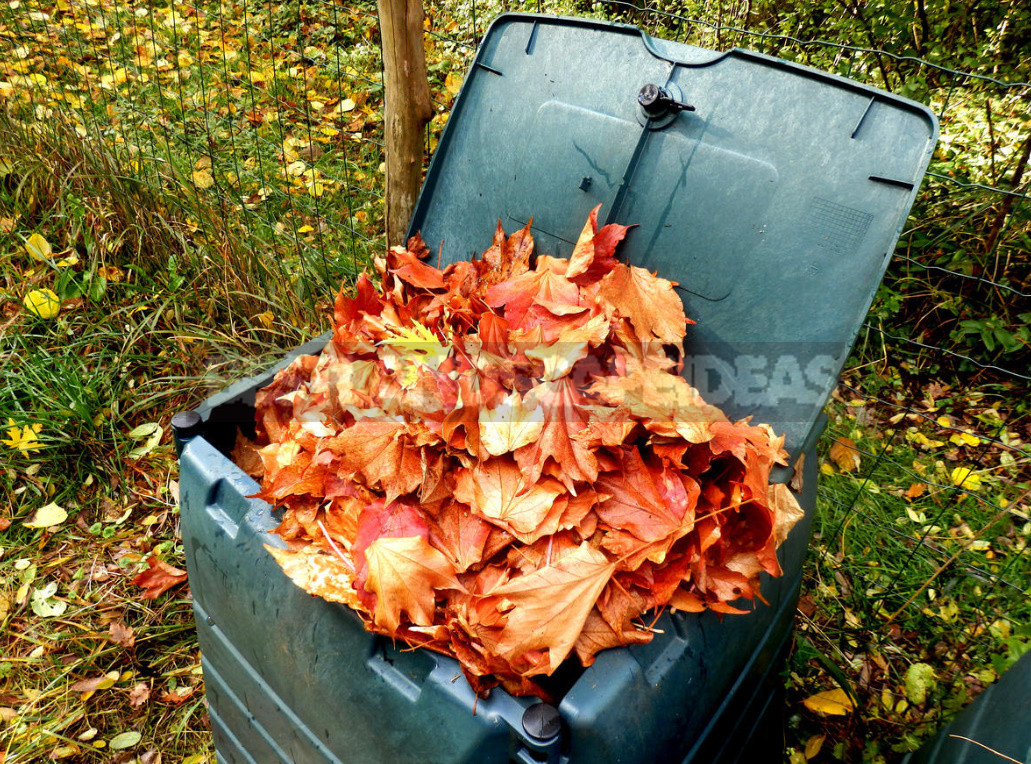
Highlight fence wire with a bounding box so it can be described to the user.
[1,0,1028,748]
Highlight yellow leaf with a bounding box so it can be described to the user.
[2,418,43,453]
[338,97,356,113]
[25,232,51,260]
[24,502,67,529]
[22,288,60,319]
[803,687,854,716]
[479,392,544,457]
[296,224,314,233]
[379,321,449,372]
[936,415,951,427]
[804,733,826,760]
[444,72,462,96]
[191,169,214,189]
[829,437,861,472]
[257,310,274,329]
[949,432,980,447]
[97,265,124,282]
[950,467,982,491]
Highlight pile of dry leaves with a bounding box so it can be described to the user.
[235,207,803,698]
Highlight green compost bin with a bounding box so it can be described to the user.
[175,13,937,763]
[903,650,1031,764]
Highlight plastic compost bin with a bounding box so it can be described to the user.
[903,649,1031,764]
[175,13,937,763]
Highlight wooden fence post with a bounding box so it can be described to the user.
[377,0,433,247]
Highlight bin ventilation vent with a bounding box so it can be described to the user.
[806,197,874,258]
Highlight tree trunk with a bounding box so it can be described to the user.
[377,0,433,247]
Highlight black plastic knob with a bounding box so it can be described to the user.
[171,410,203,439]
[637,83,695,116]
[522,702,561,741]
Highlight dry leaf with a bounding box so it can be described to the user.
[598,263,687,344]
[904,483,926,500]
[829,437,861,472]
[70,671,119,694]
[128,682,151,708]
[132,556,188,599]
[108,621,136,648]
[490,542,615,674]
[159,686,197,705]
[362,535,462,631]
[23,503,67,527]
[790,453,805,492]
[804,733,826,760]
[803,687,855,716]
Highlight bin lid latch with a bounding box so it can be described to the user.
[637,82,694,127]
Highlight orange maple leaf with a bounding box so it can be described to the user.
[133,556,188,600]
[453,458,565,544]
[363,535,463,632]
[516,377,599,491]
[565,203,632,284]
[594,448,700,568]
[488,541,615,675]
[598,263,688,345]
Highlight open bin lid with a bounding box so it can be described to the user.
[409,13,937,456]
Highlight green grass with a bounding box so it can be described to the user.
[0,101,326,762]
[786,385,1030,760]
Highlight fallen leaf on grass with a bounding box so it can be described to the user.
[132,556,188,599]
[804,733,826,760]
[70,671,119,698]
[23,502,67,529]
[2,419,43,453]
[950,466,982,491]
[904,662,936,705]
[829,437,861,472]
[109,730,142,750]
[30,581,67,617]
[803,687,854,716]
[22,288,61,319]
[128,682,151,708]
[159,685,197,705]
[24,232,51,261]
[108,621,136,647]
[127,423,164,459]
[904,483,927,499]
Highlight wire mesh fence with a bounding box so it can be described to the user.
[1,0,1027,750]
